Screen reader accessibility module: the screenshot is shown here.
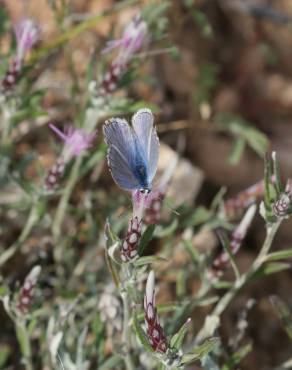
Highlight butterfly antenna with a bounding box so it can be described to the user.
[164,197,180,216]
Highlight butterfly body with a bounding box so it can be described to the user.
[104,108,159,192]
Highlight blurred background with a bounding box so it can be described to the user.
[1,0,292,369]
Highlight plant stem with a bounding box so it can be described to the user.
[195,220,282,343]
[16,321,33,370]
[254,220,281,264]
[0,196,40,266]
[52,156,82,240]
[121,287,135,370]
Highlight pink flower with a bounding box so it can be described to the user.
[209,204,256,281]
[49,123,97,163]
[102,14,148,68]
[14,18,40,64]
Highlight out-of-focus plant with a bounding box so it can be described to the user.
[1,1,292,370]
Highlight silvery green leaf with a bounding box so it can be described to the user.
[270,296,292,340]
[250,262,291,282]
[181,338,219,365]
[50,332,63,363]
[200,315,220,340]
[221,342,252,370]
[265,249,292,262]
[154,218,178,238]
[201,354,220,370]
[170,318,191,350]
[108,241,122,265]
[133,255,167,267]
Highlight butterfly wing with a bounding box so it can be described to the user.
[104,118,141,190]
[132,108,159,183]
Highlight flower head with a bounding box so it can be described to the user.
[102,14,148,68]
[144,271,167,353]
[17,265,41,314]
[209,204,256,281]
[273,178,292,219]
[14,18,40,63]
[49,123,97,163]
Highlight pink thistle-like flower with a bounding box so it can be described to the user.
[44,124,97,191]
[144,271,167,353]
[97,14,148,97]
[1,18,39,93]
[49,123,97,163]
[102,14,148,67]
[209,204,256,281]
[17,265,41,314]
[14,18,40,64]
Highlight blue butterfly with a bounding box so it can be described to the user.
[103,108,159,193]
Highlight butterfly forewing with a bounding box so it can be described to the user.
[132,108,159,182]
[104,118,141,190]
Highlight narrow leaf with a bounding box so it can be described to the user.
[266,249,292,261]
[181,338,219,365]
[222,342,252,370]
[138,225,155,256]
[270,296,292,340]
[133,255,167,267]
[170,318,191,350]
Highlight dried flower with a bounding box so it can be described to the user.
[17,265,41,314]
[144,271,167,353]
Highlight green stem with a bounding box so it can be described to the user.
[16,321,33,370]
[1,104,12,147]
[195,220,282,343]
[52,156,82,240]
[0,196,40,267]
[121,288,135,370]
[254,220,281,264]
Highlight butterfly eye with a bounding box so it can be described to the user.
[140,188,151,195]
